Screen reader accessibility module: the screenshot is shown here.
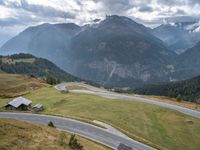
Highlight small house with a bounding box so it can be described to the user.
[5,97,32,110]
[117,143,132,150]
[32,103,44,112]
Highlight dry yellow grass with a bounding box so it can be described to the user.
[0,119,110,150]
[0,73,46,98]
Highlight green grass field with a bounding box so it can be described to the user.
[1,87,200,150]
[0,119,109,150]
[1,57,35,64]
[12,58,35,64]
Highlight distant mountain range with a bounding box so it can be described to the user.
[1,15,200,87]
[152,21,200,54]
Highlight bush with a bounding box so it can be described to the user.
[69,134,83,150]
[46,75,57,85]
[176,94,182,102]
[59,132,67,147]
[48,121,55,128]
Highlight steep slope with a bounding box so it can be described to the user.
[178,41,200,69]
[174,41,200,79]
[133,75,200,103]
[0,23,81,69]
[0,33,12,47]
[152,21,200,54]
[135,40,200,99]
[68,15,176,87]
[0,53,80,82]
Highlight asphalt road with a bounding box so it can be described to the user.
[0,112,155,150]
[55,82,200,119]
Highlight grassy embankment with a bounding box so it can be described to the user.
[0,119,109,150]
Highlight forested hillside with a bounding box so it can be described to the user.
[0,53,80,82]
[133,76,200,103]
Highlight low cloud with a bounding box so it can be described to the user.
[0,0,200,35]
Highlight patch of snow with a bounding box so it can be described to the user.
[185,20,200,33]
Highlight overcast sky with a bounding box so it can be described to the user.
[0,0,200,37]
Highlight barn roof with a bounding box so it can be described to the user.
[8,97,32,108]
[33,103,43,108]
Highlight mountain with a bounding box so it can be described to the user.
[175,41,200,77]
[152,21,200,54]
[67,15,176,87]
[0,23,81,70]
[0,33,12,47]
[0,53,80,82]
[0,15,177,87]
[133,75,200,103]
[132,34,200,102]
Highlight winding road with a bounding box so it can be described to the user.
[55,82,200,119]
[0,112,155,150]
[1,82,200,150]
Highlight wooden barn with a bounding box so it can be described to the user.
[5,97,32,111]
[32,103,44,112]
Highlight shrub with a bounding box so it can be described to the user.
[59,132,67,147]
[176,94,182,102]
[69,134,83,150]
[46,75,57,85]
[48,121,55,128]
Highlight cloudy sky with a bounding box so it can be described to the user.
[0,0,200,38]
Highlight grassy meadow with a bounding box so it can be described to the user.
[1,87,200,150]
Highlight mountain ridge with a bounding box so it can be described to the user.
[152,21,200,54]
[2,15,200,87]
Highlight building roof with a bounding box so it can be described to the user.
[33,103,43,108]
[117,143,132,150]
[8,97,32,108]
